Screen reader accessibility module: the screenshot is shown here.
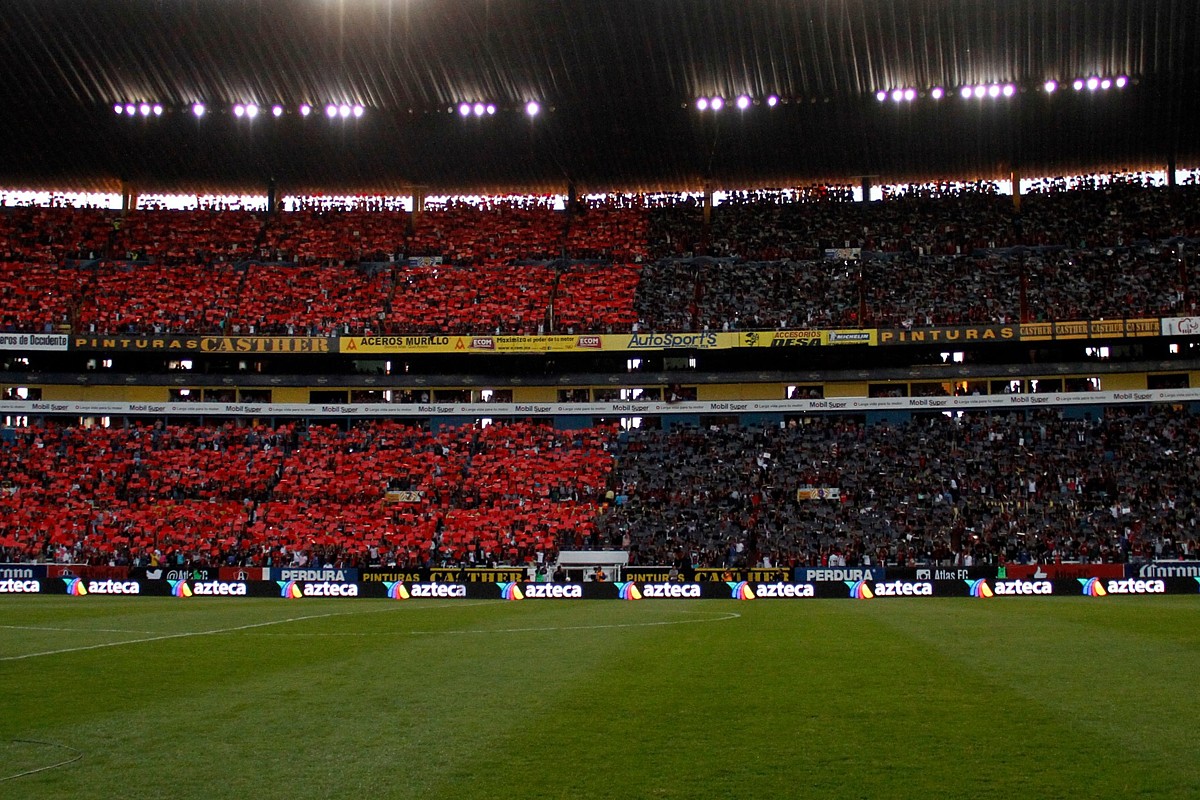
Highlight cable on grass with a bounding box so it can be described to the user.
[0,739,83,782]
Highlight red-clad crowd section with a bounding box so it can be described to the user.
[0,420,617,569]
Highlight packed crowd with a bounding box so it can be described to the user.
[594,406,1200,570]
[1,407,1196,571]
[0,179,1198,334]
[0,420,615,569]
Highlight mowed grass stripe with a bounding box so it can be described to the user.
[0,598,1197,799]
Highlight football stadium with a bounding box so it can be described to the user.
[2,1,1199,797]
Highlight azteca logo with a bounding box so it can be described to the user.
[64,577,88,596]
[727,581,756,600]
[168,580,193,598]
[966,579,994,598]
[1079,577,1108,597]
[845,579,874,599]
[384,581,411,600]
[498,582,524,601]
[278,580,303,599]
[615,582,642,600]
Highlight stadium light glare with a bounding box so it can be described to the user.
[696,97,709,110]
[1100,78,1111,90]
[930,87,943,100]
[152,104,163,116]
[485,104,495,115]
[1002,84,1015,97]
[458,103,471,116]
[1073,79,1084,91]
[1086,77,1100,91]
[353,104,364,118]
[1044,80,1057,93]
[326,104,338,118]
[525,100,540,117]
[299,104,311,117]
[245,104,258,119]
[903,88,916,101]
[234,104,245,118]
[1116,76,1128,88]
[192,103,206,117]
[338,104,351,118]
[710,97,724,111]
[139,103,151,116]
[114,104,123,114]
[766,95,778,107]
[988,85,1001,98]
[125,104,136,115]
[473,102,485,116]
[973,86,986,99]
[959,86,972,99]
[876,91,887,102]
[736,95,751,110]
[891,89,904,102]
[272,105,284,117]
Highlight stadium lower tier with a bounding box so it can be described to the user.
[1,407,1197,570]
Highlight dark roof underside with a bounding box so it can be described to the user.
[2,0,1197,195]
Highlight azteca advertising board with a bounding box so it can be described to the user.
[2,577,1199,600]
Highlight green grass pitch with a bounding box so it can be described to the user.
[1,597,1198,799]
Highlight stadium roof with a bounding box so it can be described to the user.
[2,0,1197,196]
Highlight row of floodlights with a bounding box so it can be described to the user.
[114,103,365,119]
[875,76,1129,102]
[457,101,542,117]
[695,95,780,111]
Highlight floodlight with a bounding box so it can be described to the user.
[525,100,540,116]
[139,103,151,116]
[234,104,245,118]
[153,104,163,115]
[766,95,778,107]
[1002,84,1015,97]
[930,87,944,100]
[876,91,887,102]
[710,97,723,111]
[353,104,364,118]
[192,103,206,117]
[891,89,904,102]
[125,104,136,115]
[1086,77,1099,91]
[272,105,284,117]
[1115,76,1127,88]
[473,102,485,116]
[736,95,751,110]
[988,85,1000,98]
[696,97,709,110]
[903,88,916,101]
[1073,79,1084,91]
[485,104,495,115]
[114,104,123,114]
[1044,80,1057,93]
[1100,78,1111,90]
[959,86,972,99]
[459,103,471,116]
[299,104,311,117]
[326,104,338,118]
[245,104,258,119]
[338,104,350,118]
[973,86,986,98]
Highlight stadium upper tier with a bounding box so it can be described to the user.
[1,180,1198,335]
[1,408,1193,571]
